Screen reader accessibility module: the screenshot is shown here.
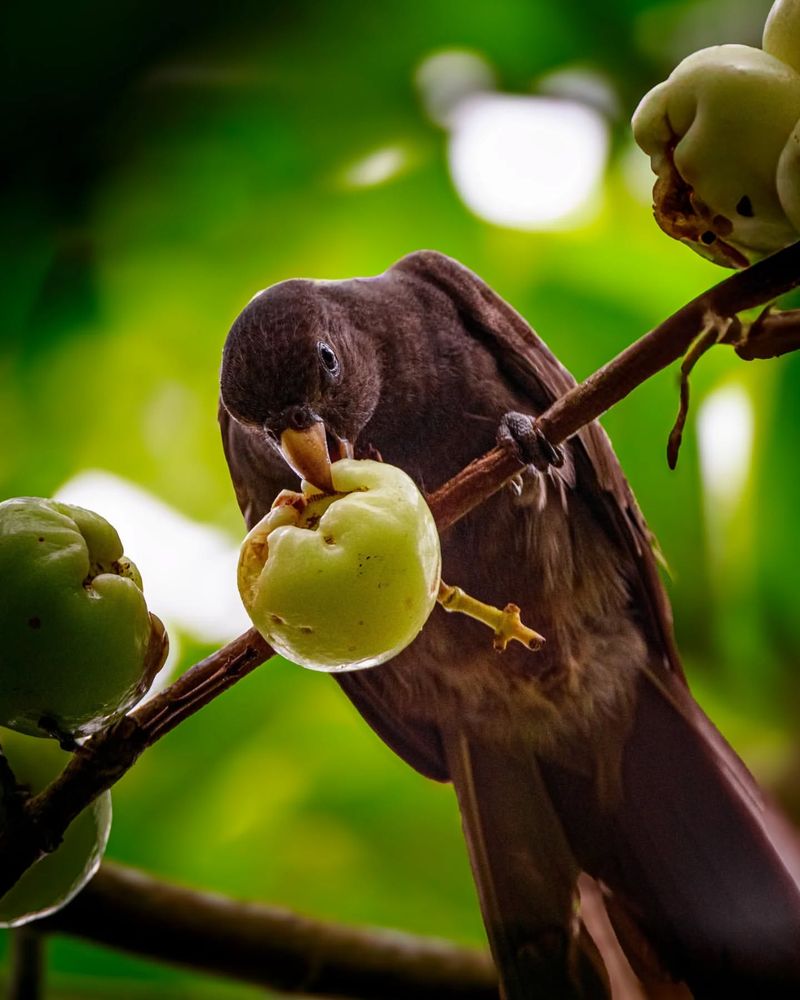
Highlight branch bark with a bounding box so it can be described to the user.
[725,307,800,361]
[41,863,497,1000]
[7,929,44,1000]
[431,240,800,532]
[0,629,272,896]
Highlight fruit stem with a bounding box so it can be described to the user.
[437,581,545,651]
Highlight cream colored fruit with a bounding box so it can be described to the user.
[238,460,441,671]
[778,117,800,230]
[0,728,111,927]
[632,44,800,265]
[764,0,800,73]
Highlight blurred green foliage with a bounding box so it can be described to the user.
[1,0,796,995]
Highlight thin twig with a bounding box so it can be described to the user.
[666,313,732,470]
[41,863,497,1000]
[7,929,44,1000]
[724,306,800,360]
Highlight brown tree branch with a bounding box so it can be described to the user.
[0,629,273,896]
[7,929,44,1000]
[725,307,800,361]
[431,239,800,532]
[41,863,497,1000]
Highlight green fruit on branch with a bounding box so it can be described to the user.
[0,498,168,739]
[764,0,800,73]
[0,727,111,927]
[632,41,800,266]
[238,459,441,671]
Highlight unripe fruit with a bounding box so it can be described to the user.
[778,117,800,230]
[0,498,168,738]
[0,728,111,927]
[632,44,800,266]
[238,460,441,671]
[764,0,800,73]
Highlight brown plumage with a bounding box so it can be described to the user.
[220,250,800,998]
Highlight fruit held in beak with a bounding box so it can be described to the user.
[238,459,441,671]
[0,727,112,927]
[0,498,168,739]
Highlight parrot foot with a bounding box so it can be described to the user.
[498,412,564,472]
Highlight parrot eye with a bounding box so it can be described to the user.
[317,341,341,379]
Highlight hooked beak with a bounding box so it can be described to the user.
[279,422,353,493]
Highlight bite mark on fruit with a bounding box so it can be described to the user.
[650,139,750,267]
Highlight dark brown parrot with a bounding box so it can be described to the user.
[219,250,800,998]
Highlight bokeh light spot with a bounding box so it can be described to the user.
[56,471,250,646]
[341,146,409,189]
[447,93,609,230]
[415,49,496,127]
[698,382,754,515]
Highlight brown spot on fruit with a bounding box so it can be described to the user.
[28,617,41,629]
[711,214,733,236]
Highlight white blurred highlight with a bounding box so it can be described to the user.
[537,67,620,119]
[415,49,496,127]
[342,146,409,188]
[447,93,609,230]
[56,472,250,651]
[697,384,754,518]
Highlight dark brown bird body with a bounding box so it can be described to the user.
[220,252,800,998]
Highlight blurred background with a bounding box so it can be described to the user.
[2,0,797,995]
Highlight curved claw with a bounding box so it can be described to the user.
[498,412,564,471]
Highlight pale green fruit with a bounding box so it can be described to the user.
[764,0,800,73]
[632,44,800,265]
[778,117,800,230]
[0,498,168,738]
[238,460,441,672]
[0,727,111,927]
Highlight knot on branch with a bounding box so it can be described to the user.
[86,714,150,779]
